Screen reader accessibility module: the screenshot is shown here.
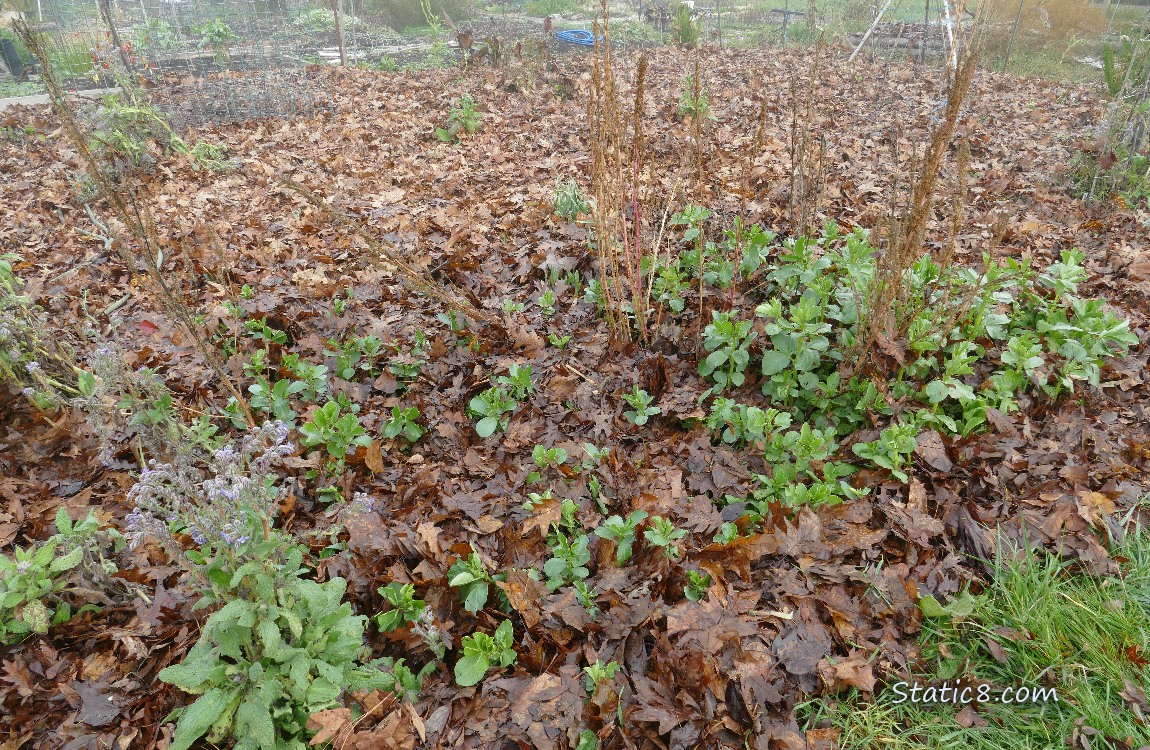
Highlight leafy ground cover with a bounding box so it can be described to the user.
[0,44,1149,750]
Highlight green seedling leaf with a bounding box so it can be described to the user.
[454,654,489,687]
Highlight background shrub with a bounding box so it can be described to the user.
[363,0,474,30]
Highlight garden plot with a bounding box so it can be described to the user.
[0,40,1148,750]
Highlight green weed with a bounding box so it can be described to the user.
[299,401,372,470]
[158,576,400,750]
[381,405,424,444]
[676,74,714,120]
[435,93,483,143]
[469,386,518,438]
[0,508,116,643]
[622,385,661,426]
[554,177,591,221]
[375,582,427,632]
[447,549,501,614]
[643,516,686,558]
[594,510,648,565]
[454,620,516,687]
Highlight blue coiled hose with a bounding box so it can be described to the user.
[554,29,601,46]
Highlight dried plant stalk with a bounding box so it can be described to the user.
[893,53,977,268]
[740,99,769,218]
[926,136,983,342]
[939,135,971,273]
[14,20,256,427]
[588,0,633,341]
[272,174,501,330]
[856,50,979,370]
[692,54,705,192]
[621,54,650,342]
[585,0,664,344]
[788,47,828,237]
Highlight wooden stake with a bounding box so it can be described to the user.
[331,0,347,67]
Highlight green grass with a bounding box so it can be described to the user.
[989,39,1105,85]
[0,81,44,99]
[1109,5,1150,36]
[522,0,585,16]
[801,522,1150,749]
[611,20,666,45]
[401,24,439,37]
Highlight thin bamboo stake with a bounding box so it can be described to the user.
[849,0,894,62]
[942,0,958,71]
[1002,0,1025,73]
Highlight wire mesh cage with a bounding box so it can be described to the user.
[18,0,348,127]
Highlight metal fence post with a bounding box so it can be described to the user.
[1002,0,1026,74]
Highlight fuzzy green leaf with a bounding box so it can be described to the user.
[158,653,219,693]
[454,653,490,687]
[77,370,96,397]
[235,698,276,750]
[31,540,57,567]
[168,688,238,750]
[49,546,84,573]
[54,507,73,535]
[21,599,49,634]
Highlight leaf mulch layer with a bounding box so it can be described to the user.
[1,45,1149,750]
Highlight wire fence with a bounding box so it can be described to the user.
[476,0,1147,71]
[4,1,354,125]
[1,0,1148,126]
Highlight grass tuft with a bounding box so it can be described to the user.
[803,523,1150,749]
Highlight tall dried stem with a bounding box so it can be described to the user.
[788,47,827,237]
[14,20,256,427]
[587,0,654,344]
[588,0,627,338]
[617,55,650,342]
[855,51,979,371]
[692,54,705,192]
